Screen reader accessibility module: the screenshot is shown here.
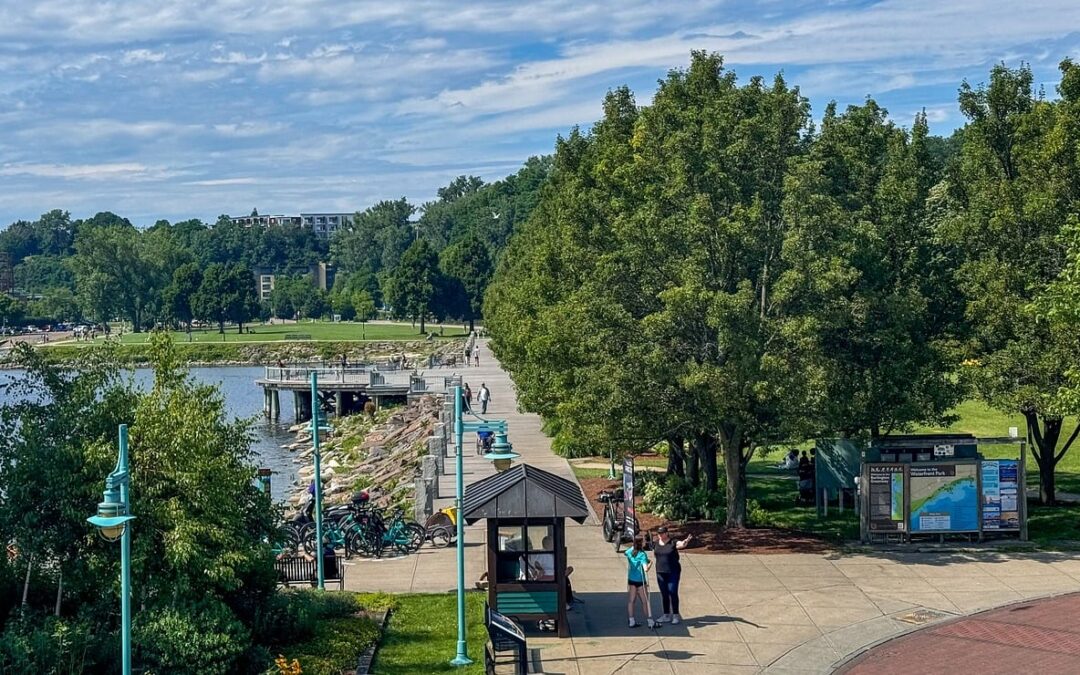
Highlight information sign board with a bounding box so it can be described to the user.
[909,463,979,532]
[982,460,1020,531]
[868,464,906,532]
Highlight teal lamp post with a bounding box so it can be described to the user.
[310,371,326,590]
[483,432,520,472]
[450,385,509,666]
[87,424,135,675]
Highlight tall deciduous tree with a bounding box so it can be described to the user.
[440,234,493,331]
[384,238,439,334]
[164,262,203,330]
[488,53,824,526]
[331,198,415,276]
[193,263,257,333]
[782,102,964,437]
[944,60,1080,504]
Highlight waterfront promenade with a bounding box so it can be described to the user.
[345,340,1080,674]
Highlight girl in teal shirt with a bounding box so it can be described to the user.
[624,536,655,628]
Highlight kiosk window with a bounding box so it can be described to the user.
[494,524,557,583]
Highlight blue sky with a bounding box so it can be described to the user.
[0,0,1078,226]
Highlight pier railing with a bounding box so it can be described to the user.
[262,365,462,395]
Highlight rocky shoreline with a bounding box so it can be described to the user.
[281,395,445,517]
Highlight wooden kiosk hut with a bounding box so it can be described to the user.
[462,464,589,638]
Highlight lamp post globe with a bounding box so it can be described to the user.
[483,432,520,471]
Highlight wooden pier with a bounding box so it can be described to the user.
[257,363,462,422]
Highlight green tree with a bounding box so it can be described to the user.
[782,102,964,437]
[13,255,75,294]
[488,53,823,526]
[440,234,493,331]
[944,60,1080,504]
[384,238,439,333]
[331,198,415,275]
[164,262,203,331]
[193,263,257,333]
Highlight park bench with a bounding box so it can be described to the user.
[274,555,345,590]
[484,603,528,675]
[283,333,312,341]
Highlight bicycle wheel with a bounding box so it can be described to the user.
[602,509,616,543]
[429,525,452,548]
[405,523,425,552]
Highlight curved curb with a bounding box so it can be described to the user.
[354,607,392,675]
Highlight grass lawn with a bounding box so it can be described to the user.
[61,321,468,345]
[372,592,487,675]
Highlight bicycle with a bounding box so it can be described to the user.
[598,488,642,550]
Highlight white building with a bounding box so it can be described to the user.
[301,213,353,238]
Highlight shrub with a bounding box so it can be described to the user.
[134,599,250,675]
[0,614,101,674]
[640,474,726,522]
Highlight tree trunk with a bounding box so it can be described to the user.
[695,431,718,492]
[1025,411,1065,505]
[719,424,747,528]
[237,320,244,334]
[686,441,700,487]
[666,436,685,478]
[420,313,426,334]
[218,318,225,334]
[468,317,475,333]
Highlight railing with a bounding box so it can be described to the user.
[261,364,462,395]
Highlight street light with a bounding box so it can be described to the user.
[450,385,511,667]
[87,424,135,675]
[483,432,520,472]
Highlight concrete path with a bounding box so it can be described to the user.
[343,339,1080,674]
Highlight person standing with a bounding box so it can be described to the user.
[478,383,491,414]
[624,536,655,628]
[473,346,480,367]
[652,526,692,624]
[464,383,473,410]
[464,343,471,367]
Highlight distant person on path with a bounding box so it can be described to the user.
[624,536,655,628]
[473,346,480,367]
[652,526,692,625]
[464,383,473,409]
[478,383,491,414]
[464,344,471,366]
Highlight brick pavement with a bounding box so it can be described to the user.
[837,592,1080,675]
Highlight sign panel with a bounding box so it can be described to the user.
[982,459,1020,531]
[868,464,906,532]
[622,456,636,540]
[487,607,525,642]
[909,464,979,532]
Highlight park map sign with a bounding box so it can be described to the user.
[868,464,906,532]
[982,460,1020,531]
[909,464,979,533]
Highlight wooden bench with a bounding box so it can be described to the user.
[274,555,345,590]
[284,333,312,341]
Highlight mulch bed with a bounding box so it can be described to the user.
[579,477,834,555]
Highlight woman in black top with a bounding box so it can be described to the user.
[652,526,692,624]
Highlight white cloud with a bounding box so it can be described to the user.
[0,162,163,180]
[121,49,165,64]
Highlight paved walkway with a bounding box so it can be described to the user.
[837,591,1080,674]
[344,339,1080,674]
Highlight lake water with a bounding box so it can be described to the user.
[0,366,299,502]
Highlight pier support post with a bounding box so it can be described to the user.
[270,390,280,419]
[263,389,271,417]
[335,391,344,417]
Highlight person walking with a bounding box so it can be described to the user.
[478,383,491,414]
[652,526,692,624]
[464,344,471,366]
[473,345,480,367]
[624,536,655,628]
[464,383,473,410]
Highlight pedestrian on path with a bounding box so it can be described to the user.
[464,344,471,366]
[473,346,480,367]
[464,383,473,410]
[652,526,692,625]
[625,536,655,628]
[478,383,491,414]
